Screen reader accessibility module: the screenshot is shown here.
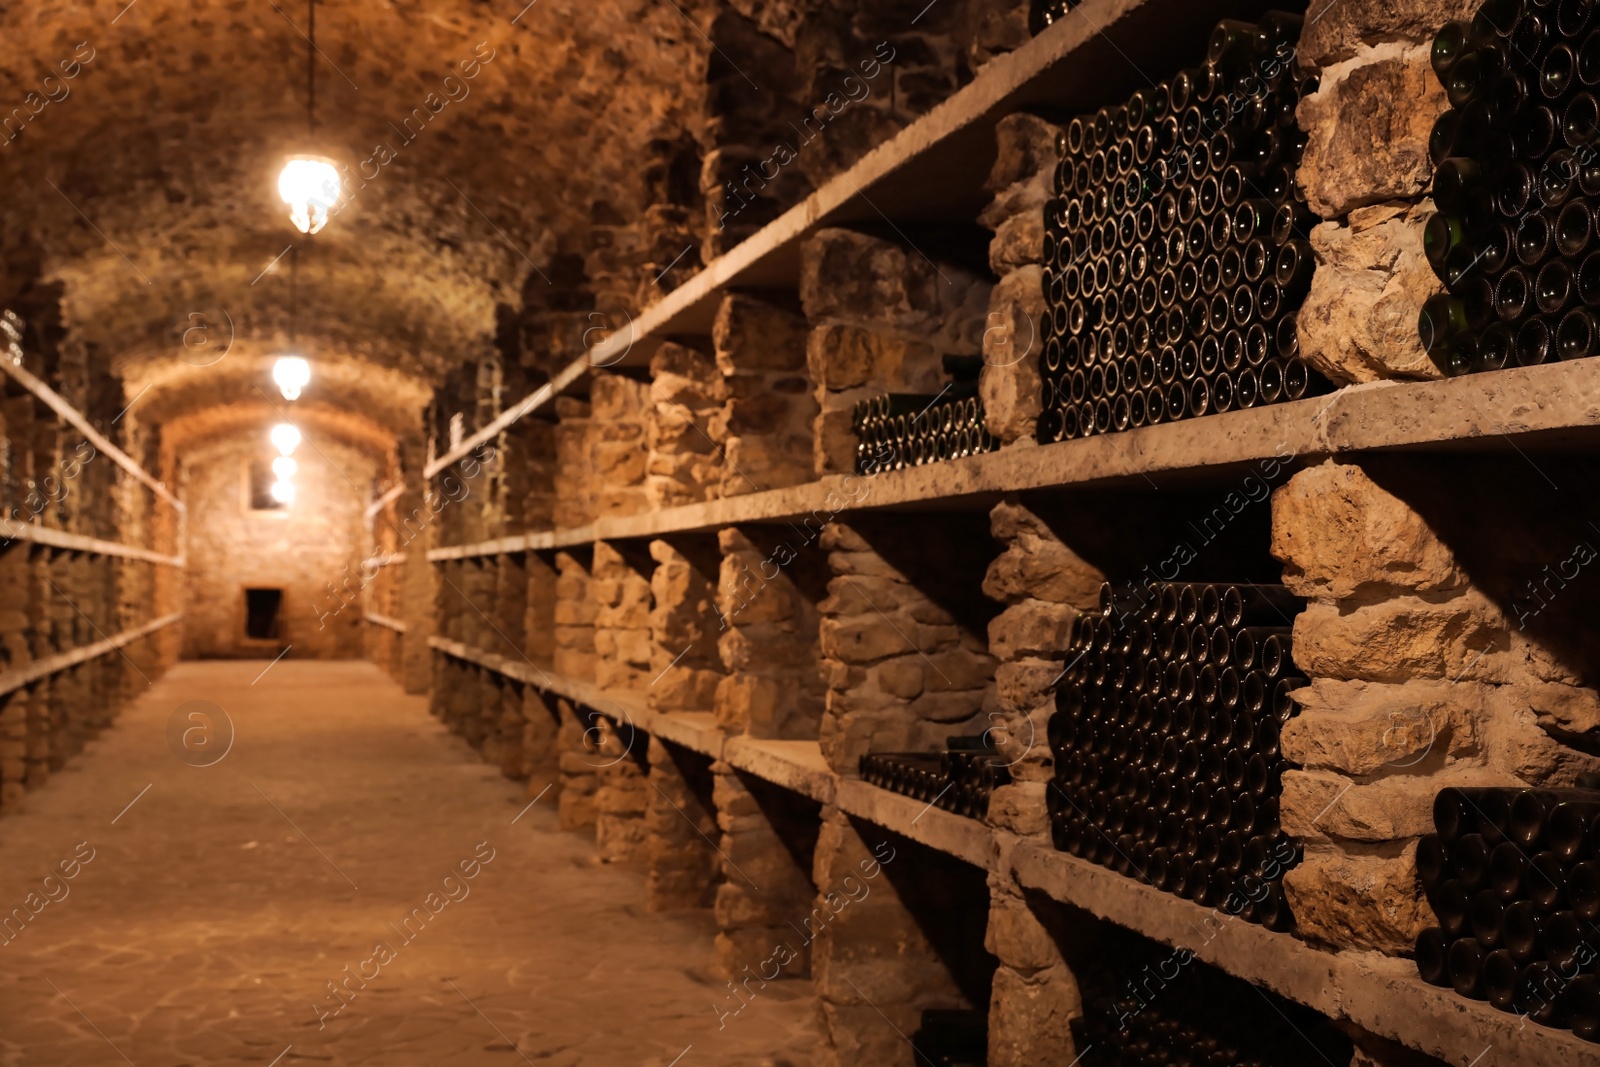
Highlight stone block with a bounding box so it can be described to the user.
[806,323,944,393]
[988,600,1076,662]
[589,373,649,420]
[1298,44,1443,219]
[1297,0,1478,67]
[713,291,809,374]
[1297,203,1443,385]
[908,688,988,723]
[988,965,1081,1067]
[983,539,1103,610]
[820,615,919,665]
[985,891,1061,972]
[800,228,989,353]
[988,210,1045,275]
[984,113,1062,199]
[1482,686,1600,786]
[1283,842,1431,955]
[1516,682,1600,738]
[980,266,1045,445]
[994,657,1062,718]
[989,778,1051,832]
[1271,461,1463,598]
[722,433,814,495]
[1282,769,1490,843]
[1282,678,1483,776]
[651,666,721,713]
[714,672,778,732]
[1291,593,1509,685]
[714,927,808,982]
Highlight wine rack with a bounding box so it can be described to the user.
[1416,785,1600,1042]
[1048,581,1306,928]
[1422,0,1600,373]
[1037,12,1329,443]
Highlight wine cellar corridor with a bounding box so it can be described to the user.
[3,1,1600,1065]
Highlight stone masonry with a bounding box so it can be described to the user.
[715,526,826,740]
[646,344,726,509]
[816,521,996,774]
[978,113,1059,447]
[1273,459,1600,955]
[1293,6,1464,384]
[800,228,991,476]
[713,293,817,496]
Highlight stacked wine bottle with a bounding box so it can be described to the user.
[1048,581,1306,928]
[1072,956,1348,1067]
[853,357,998,474]
[1421,0,1600,374]
[1037,13,1327,443]
[1030,0,1082,35]
[1074,995,1295,1067]
[1415,786,1600,1040]
[859,736,1012,819]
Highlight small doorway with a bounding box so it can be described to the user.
[244,588,284,641]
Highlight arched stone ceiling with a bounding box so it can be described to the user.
[0,0,713,436]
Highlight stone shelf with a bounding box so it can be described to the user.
[1011,843,1600,1067]
[0,613,183,698]
[424,0,1287,480]
[0,516,186,566]
[363,612,408,634]
[0,358,184,513]
[429,359,1600,561]
[426,636,721,758]
[723,736,836,805]
[422,638,1598,1064]
[835,778,994,870]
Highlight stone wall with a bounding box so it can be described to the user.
[715,526,827,739]
[180,432,376,659]
[1273,458,1600,955]
[649,538,724,713]
[593,541,653,692]
[809,816,984,1067]
[0,332,177,815]
[646,739,720,911]
[1293,2,1468,384]
[553,550,597,681]
[647,343,726,509]
[800,228,991,476]
[712,767,819,980]
[594,716,651,865]
[590,376,651,520]
[553,397,596,530]
[817,519,997,774]
[714,293,816,496]
[978,114,1058,447]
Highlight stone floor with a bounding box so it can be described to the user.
[0,660,817,1066]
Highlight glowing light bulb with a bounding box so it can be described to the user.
[272,356,311,401]
[269,479,296,505]
[271,456,298,480]
[270,423,302,456]
[277,156,341,235]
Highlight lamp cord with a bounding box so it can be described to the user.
[290,245,299,345]
[307,0,315,137]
